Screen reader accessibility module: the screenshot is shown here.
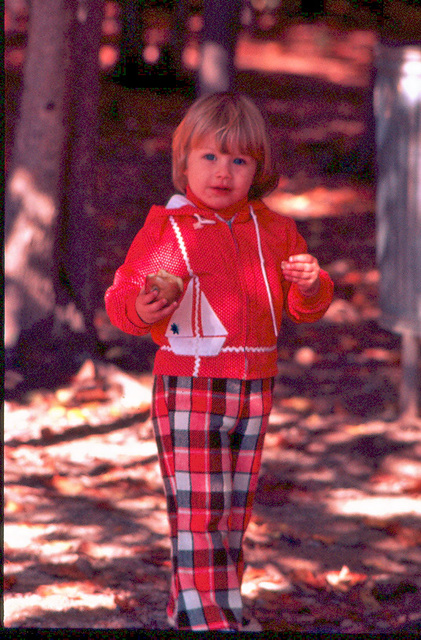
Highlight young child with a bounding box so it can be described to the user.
[105,93,334,631]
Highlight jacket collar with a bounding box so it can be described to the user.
[166,186,252,223]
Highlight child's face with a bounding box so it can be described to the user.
[185,135,257,210]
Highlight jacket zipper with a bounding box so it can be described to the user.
[223,219,249,379]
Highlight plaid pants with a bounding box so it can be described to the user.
[151,375,273,631]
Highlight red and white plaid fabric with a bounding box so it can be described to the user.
[152,375,273,631]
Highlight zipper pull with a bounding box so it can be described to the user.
[193,214,217,230]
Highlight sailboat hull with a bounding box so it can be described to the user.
[167,335,227,356]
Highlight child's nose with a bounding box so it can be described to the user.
[215,158,231,178]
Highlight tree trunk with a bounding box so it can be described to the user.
[5,0,102,358]
[56,0,103,356]
[5,0,73,349]
[198,0,242,95]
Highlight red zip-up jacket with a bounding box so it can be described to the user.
[105,194,334,379]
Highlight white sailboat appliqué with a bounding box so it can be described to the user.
[165,278,228,356]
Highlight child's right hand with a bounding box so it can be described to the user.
[135,287,178,325]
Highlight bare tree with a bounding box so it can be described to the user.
[5,0,103,362]
[57,0,103,356]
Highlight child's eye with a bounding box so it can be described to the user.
[204,153,216,161]
[233,157,246,165]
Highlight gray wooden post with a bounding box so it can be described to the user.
[374,44,421,420]
[198,0,242,95]
[400,332,420,419]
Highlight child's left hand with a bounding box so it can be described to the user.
[281,253,321,296]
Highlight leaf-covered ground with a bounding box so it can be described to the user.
[4,358,421,632]
[4,7,421,632]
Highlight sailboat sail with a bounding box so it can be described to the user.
[165,278,227,356]
[201,291,226,336]
[165,278,195,338]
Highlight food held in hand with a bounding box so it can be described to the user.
[145,269,183,304]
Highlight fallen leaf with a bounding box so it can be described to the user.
[50,475,85,497]
[72,359,97,384]
[39,558,94,580]
[404,479,421,496]
[36,581,98,597]
[73,386,110,404]
[47,405,67,419]
[325,565,367,590]
[241,565,292,597]
[291,568,327,589]
[242,566,268,581]
[264,432,289,448]
[4,499,24,514]
[55,388,74,404]
[4,575,17,590]
[259,579,291,592]
[95,363,152,411]
[39,540,76,555]
[244,520,273,545]
[280,397,313,413]
[241,581,260,597]
[114,594,139,613]
[66,407,88,424]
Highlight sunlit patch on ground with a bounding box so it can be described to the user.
[234,28,375,87]
[330,494,421,518]
[264,183,373,219]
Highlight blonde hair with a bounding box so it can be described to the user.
[172,93,278,199]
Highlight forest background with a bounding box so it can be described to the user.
[4,0,421,632]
